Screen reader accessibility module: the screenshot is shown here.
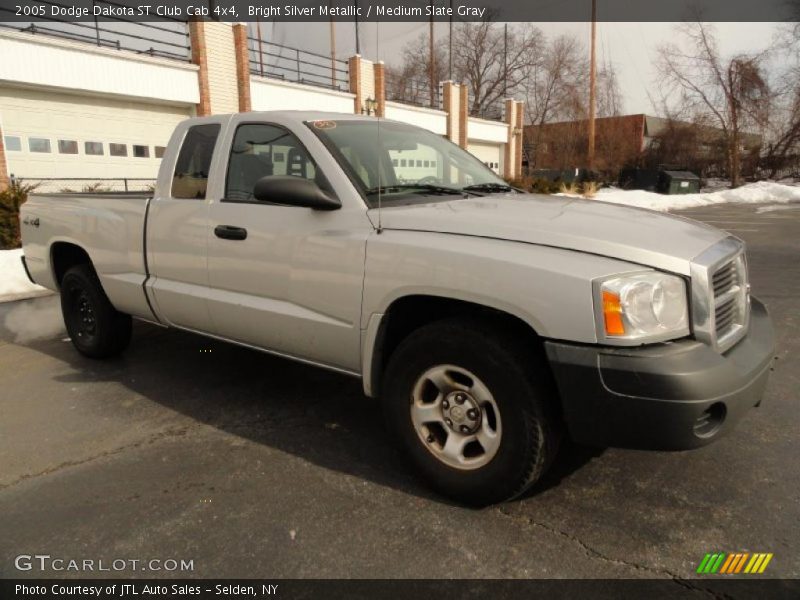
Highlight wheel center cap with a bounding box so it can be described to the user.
[442,391,481,434]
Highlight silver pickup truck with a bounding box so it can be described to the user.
[20,111,775,505]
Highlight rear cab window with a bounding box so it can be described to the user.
[172,123,221,199]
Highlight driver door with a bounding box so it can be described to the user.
[205,122,369,373]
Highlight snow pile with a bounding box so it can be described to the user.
[592,181,800,212]
[0,249,48,302]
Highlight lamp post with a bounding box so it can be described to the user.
[362,97,378,116]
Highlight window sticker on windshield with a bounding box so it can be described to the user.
[312,120,336,129]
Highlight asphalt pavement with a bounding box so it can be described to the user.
[0,201,798,583]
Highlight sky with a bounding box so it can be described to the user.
[269,21,784,115]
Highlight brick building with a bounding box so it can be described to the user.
[524,114,761,176]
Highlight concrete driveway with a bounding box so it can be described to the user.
[0,202,798,581]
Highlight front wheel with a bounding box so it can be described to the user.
[60,264,132,358]
[382,318,561,506]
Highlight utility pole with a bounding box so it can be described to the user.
[329,3,336,88]
[503,23,508,98]
[449,0,453,81]
[587,0,597,172]
[354,0,360,54]
[429,1,435,108]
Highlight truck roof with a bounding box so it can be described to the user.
[224,110,379,123]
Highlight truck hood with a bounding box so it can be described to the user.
[370,194,728,276]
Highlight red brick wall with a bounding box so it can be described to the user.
[525,114,646,173]
[348,56,361,114]
[233,24,251,113]
[189,19,211,117]
[374,61,385,117]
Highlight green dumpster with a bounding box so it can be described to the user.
[659,170,700,195]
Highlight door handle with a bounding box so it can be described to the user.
[214,225,248,241]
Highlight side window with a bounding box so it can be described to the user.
[172,123,220,199]
[225,123,317,202]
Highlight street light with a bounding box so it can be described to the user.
[362,97,378,116]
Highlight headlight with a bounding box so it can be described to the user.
[595,272,690,344]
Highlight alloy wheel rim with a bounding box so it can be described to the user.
[410,364,502,470]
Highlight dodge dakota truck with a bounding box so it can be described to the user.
[20,111,775,505]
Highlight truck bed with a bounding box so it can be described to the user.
[20,192,154,319]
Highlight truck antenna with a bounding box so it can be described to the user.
[376,21,383,234]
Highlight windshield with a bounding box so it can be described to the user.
[307,119,510,207]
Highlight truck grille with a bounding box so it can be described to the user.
[690,238,750,353]
[712,259,741,338]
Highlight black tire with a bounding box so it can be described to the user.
[60,264,132,359]
[382,317,561,506]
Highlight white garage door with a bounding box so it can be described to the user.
[467,142,504,175]
[0,86,192,190]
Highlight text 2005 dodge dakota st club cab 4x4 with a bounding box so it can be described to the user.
[20,112,775,505]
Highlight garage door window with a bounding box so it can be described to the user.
[110,144,127,157]
[133,145,150,158]
[4,136,21,152]
[29,138,51,153]
[58,140,79,154]
[172,123,220,200]
[85,142,104,155]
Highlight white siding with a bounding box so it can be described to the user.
[468,117,508,144]
[250,77,356,113]
[0,31,198,105]
[384,102,447,136]
[1,87,191,184]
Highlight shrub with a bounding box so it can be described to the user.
[0,181,38,249]
[559,182,580,195]
[581,181,599,198]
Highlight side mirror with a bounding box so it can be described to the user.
[253,176,341,211]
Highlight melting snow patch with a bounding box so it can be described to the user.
[0,248,49,301]
[592,182,800,212]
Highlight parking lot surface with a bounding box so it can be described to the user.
[1,202,798,581]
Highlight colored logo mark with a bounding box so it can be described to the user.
[697,552,773,574]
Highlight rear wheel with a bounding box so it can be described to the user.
[60,264,131,358]
[382,317,561,506]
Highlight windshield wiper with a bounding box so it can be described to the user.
[462,182,517,194]
[365,184,477,197]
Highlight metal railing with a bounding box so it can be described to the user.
[248,37,349,92]
[468,95,505,122]
[386,76,440,110]
[10,176,156,193]
[0,0,190,62]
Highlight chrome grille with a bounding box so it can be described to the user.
[712,256,744,339]
[690,238,750,353]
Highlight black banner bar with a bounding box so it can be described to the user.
[2,579,800,600]
[1,0,800,23]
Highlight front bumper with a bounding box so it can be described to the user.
[544,297,775,450]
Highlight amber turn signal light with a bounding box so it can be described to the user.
[602,290,625,336]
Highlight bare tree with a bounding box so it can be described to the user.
[524,34,584,127]
[757,24,800,178]
[596,64,623,118]
[657,22,770,187]
[385,33,448,107]
[451,22,544,118]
